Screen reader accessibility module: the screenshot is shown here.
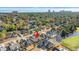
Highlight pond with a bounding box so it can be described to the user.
[68,32,79,38]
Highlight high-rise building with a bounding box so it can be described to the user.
[48,9,51,13]
[48,10,51,17]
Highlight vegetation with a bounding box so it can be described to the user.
[0,30,7,38]
[76,27,79,32]
[0,11,79,39]
[61,36,79,50]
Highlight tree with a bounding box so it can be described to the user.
[0,30,7,38]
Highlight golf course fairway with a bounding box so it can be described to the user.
[61,36,79,51]
[76,27,79,32]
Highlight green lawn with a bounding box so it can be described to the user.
[61,36,79,51]
[76,27,79,32]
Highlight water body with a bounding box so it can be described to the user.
[68,32,79,38]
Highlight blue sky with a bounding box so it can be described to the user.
[0,7,79,12]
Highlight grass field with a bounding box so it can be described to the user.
[76,27,79,32]
[61,36,79,51]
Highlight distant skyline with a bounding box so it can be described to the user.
[0,7,79,12]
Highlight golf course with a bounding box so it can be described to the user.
[61,27,79,51]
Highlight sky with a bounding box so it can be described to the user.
[0,0,79,12]
[0,0,79,7]
[0,7,79,13]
